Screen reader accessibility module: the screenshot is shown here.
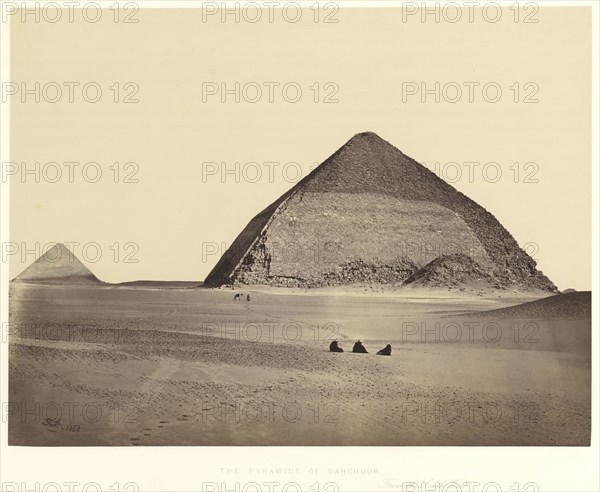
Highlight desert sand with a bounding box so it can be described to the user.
[8,283,590,446]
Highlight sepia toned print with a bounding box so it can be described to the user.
[1,2,597,491]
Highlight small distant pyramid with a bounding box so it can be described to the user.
[205,131,557,292]
[14,243,99,283]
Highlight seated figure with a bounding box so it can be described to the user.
[377,344,392,356]
[329,340,344,352]
[352,340,368,353]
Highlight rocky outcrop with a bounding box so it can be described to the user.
[404,254,495,288]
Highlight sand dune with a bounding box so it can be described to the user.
[464,291,591,319]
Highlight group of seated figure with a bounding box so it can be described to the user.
[329,339,392,356]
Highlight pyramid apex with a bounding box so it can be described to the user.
[350,131,385,141]
[343,131,399,152]
[45,242,75,258]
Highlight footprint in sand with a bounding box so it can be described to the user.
[159,420,169,423]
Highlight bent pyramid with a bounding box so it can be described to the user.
[205,132,556,291]
[14,243,99,283]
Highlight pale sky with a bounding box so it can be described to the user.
[9,6,592,290]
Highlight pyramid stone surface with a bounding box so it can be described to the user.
[14,243,99,282]
[205,132,556,291]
